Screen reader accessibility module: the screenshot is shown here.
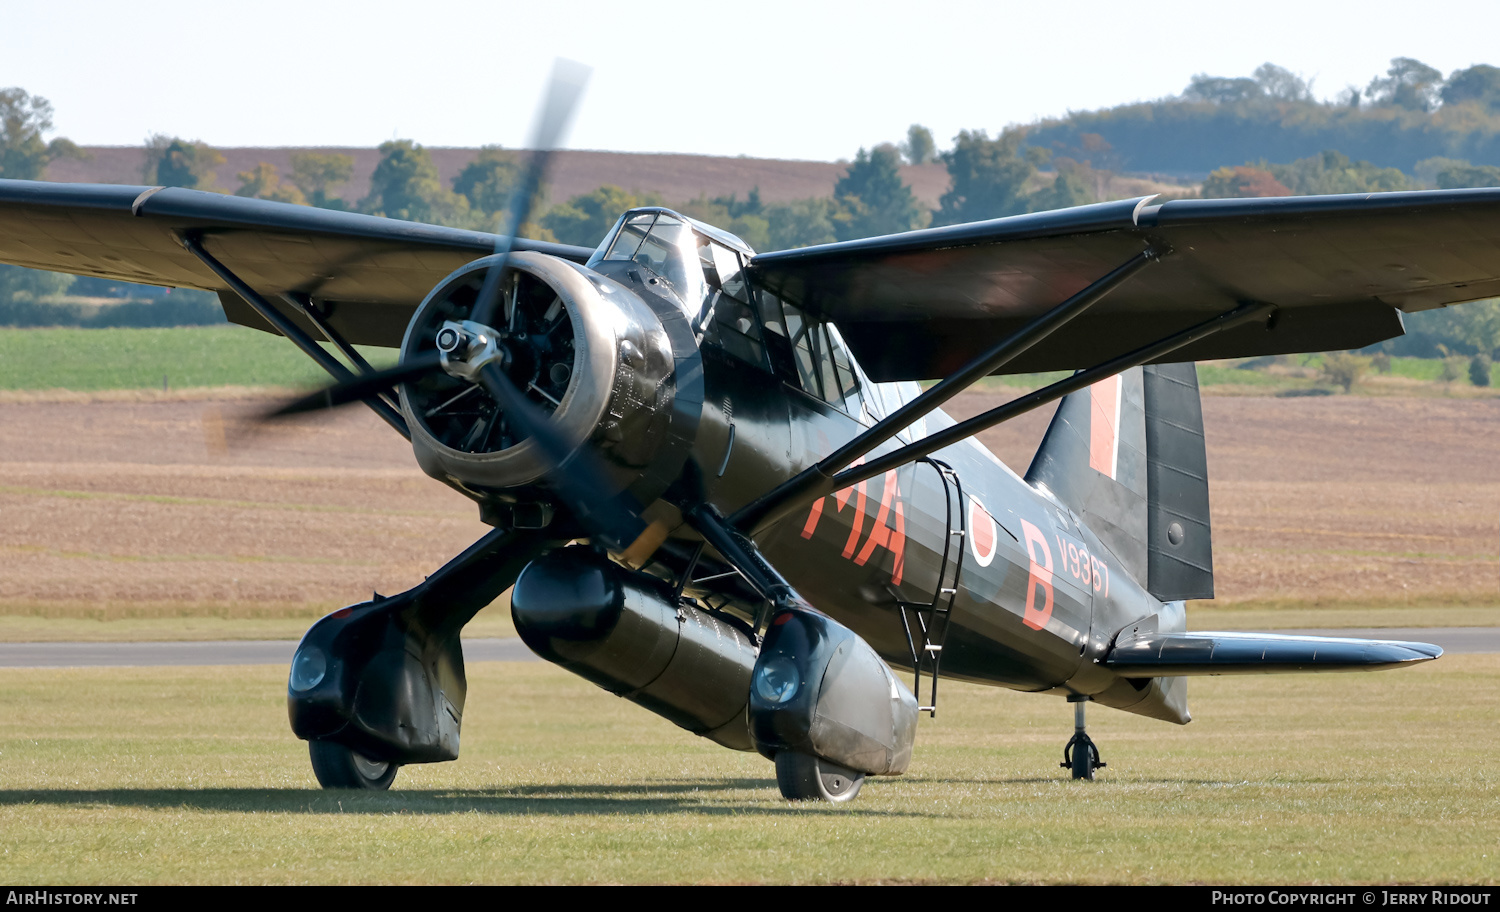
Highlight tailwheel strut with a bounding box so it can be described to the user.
[1061,696,1106,781]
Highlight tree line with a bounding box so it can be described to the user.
[6,77,1500,357]
[1027,58,1500,176]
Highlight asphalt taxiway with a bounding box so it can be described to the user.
[0,629,1494,668]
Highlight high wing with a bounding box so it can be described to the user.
[0,180,593,347]
[750,190,1500,380]
[1105,629,1442,677]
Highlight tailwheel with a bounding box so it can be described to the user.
[1062,732,1104,781]
[775,751,865,803]
[309,740,398,790]
[1060,696,1106,781]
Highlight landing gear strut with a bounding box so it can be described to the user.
[1061,695,1105,781]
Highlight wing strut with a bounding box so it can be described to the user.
[280,292,402,416]
[281,292,380,375]
[178,231,411,440]
[832,300,1274,490]
[732,246,1167,532]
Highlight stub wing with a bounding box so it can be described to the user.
[1105,630,1442,677]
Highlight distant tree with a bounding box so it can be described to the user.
[359,139,470,226]
[0,87,83,180]
[1409,298,1500,357]
[1366,57,1444,112]
[1201,165,1292,198]
[674,191,770,251]
[1436,162,1500,188]
[1442,65,1500,111]
[1253,63,1315,102]
[1071,132,1119,171]
[1182,74,1264,105]
[1414,156,1471,187]
[1269,150,1413,195]
[1470,352,1492,386]
[0,263,73,304]
[234,163,306,205]
[720,187,764,219]
[1030,158,1096,211]
[1440,355,1465,383]
[541,185,662,248]
[762,198,837,250]
[147,135,225,190]
[934,128,1036,226]
[1320,351,1370,392]
[289,151,354,210]
[831,144,925,241]
[900,125,936,165]
[452,146,521,220]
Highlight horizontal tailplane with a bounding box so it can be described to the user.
[1105,630,1441,677]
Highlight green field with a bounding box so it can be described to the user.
[0,326,396,391]
[0,658,1493,884]
[1,326,1493,397]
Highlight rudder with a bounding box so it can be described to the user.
[1024,363,1212,600]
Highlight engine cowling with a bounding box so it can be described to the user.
[397,251,702,518]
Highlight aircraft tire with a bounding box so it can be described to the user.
[308,740,398,790]
[774,751,864,803]
[1070,740,1096,781]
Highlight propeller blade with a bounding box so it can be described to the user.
[473,362,652,554]
[267,352,444,418]
[471,58,591,328]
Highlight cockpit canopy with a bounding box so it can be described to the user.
[584,207,924,440]
[587,208,755,318]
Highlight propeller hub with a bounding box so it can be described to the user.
[434,325,465,353]
[435,319,512,384]
[398,250,696,511]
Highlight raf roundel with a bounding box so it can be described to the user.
[968,496,999,568]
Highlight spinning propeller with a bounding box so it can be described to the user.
[266,60,659,559]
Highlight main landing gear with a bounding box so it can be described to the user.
[775,752,865,803]
[1061,695,1106,781]
[309,741,398,790]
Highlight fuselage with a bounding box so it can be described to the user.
[487,206,1186,724]
[680,312,1173,719]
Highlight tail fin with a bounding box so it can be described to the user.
[1024,363,1213,600]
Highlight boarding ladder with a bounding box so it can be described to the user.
[896,458,967,717]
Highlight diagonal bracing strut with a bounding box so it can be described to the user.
[178,231,410,439]
[732,246,1168,533]
[832,301,1274,490]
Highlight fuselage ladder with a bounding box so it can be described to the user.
[896,458,966,716]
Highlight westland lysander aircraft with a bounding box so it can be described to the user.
[0,72,1465,801]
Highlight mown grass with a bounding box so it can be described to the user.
[0,657,1493,884]
[1188,597,1500,631]
[0,326,396,391]
[0,599,518,642]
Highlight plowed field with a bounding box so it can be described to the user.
[2,391,1497,626]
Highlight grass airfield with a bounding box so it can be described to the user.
[1,656,1495,885]
[1,328,1498,883]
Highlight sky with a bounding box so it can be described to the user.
[5,0,1500,162]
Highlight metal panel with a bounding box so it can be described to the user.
[1143,363,1214,600]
